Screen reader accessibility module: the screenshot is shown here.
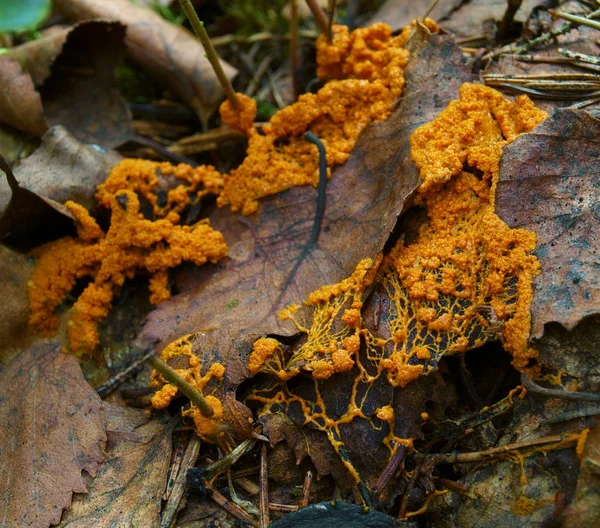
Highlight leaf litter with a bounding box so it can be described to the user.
[1,0,599,526]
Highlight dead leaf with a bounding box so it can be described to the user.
[441,0,545,39]
[0,126,122,214]
[0,55,46,136]
[0,246,36,364]
[367,0,462,32]
[0,21,131,148]
[138,29,472,388]
[0,343,106,528]
[495,108,600,338]
[57,404,175,528]
[0,152,77,250]
[54,0,237,121]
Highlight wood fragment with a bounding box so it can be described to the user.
[299,470,313,508]
[269,503,299,512]
[522,373,600,402]
[373,445,406,497]
[163,432,188,501]
[96,349,155,398]
[159,435,201,528]
[205,482,256,525]
[259,443,270,528]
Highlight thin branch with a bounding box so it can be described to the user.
[373,445,406,496]
[205,481,256,525]
[299,470,312,508]
[259,443,270,528]
[160,435,201,528]
[327,0,336,41]
[178,0,240,111]
[555,10,600,31]
[291,0,300,100]
[422,434,579,465]
[147,355,215,418]
[96,348,155,398]
[204,438,256,479]
[305,0,330,37]
[522,373,600,402]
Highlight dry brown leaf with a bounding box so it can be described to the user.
[441,0,545,39]
[57,404,175,528]
[54,0,237,121]
[0,152,77,250]
[0,56,46,136]
[138,29,472,387]
[495,108,600,337]
[0,344,106,528]
[0,20,131,148]
[0,126,122,215]
[367,0,462,32]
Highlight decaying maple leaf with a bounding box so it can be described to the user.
[0,344,106,528]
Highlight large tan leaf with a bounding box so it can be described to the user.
[57,403,175,528]
[495,109,600,337]
[0,344,106,528]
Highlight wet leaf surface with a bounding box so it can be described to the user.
[54,0,237,120]
[0,21,131,148]
[57,404,175,528]
[0,344,106,528]
[496,108,600,337]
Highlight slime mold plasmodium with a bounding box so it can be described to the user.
[28,20,430,355]
[246,83,547,485]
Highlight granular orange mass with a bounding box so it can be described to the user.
[28,190,227,354]
[216,22,435,215]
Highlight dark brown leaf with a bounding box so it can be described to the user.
[0,153,77,250]
[54,0,237,121]
[139,30,472,387]
[56,405,175,528]
[0,21,131,148]
[495,109,600,337]
[0,344,106,528]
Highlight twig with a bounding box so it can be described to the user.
[291,0,300,100]
[227,468,260,515]
[178,0,240,111]
[163,432,188,501]
[205,482,255,525]
[555,10,600,31]
[147,355,215,418]
[160,435,201,528]
[128,135,198,166]
[398,460,424,519]
[305,0,330,37]
[547,406,600,423]
[259,443,270,528]
[521,373,600,402]
[435,477,476,499]
[422,434,579,465]
[246,56,272,98]
[299,470,312,508]
[211,30,318,47]
[373,445,406,497]
[270,503,299,512]
[422,0,440,21]
[327,0,336,42]
[204,439,256,479]
[96,348,156,398]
